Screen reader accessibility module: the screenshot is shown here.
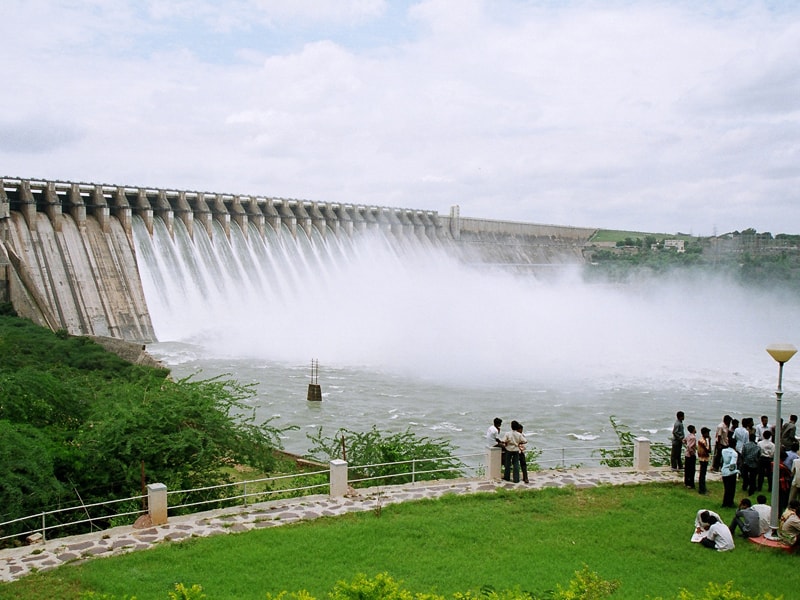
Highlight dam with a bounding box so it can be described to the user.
[0,177,595,343]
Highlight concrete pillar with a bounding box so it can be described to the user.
[0,179,8,222]
[111,188,132,235]
[487,446,502,480]
[44,183,63,232]
[264,199,281,234]
[176,191,194,239]
[147,483,168,525]
[68,184,87,228]
[329,459,348,498]
[633,437,651,471]
[134,190,154,235]
[19,180,37,231]
[450,205,461,240]
[91,186,110,233]
[211,195,230,240]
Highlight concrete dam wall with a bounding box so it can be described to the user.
[0,178,596,343]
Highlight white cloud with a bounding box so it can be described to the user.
[1,0,799,234]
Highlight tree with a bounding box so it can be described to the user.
[76,375,292,501]
[0,420,65,536]
[0,315,292,521]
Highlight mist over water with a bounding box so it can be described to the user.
[134,216,800,462]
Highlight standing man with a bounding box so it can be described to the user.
[782,414,798,449]
[671,411,685,471]
[757,430,775,492]
[684,424,697,489]
[741,432,761,496]
[712,415,732,473]
[756,415,771,442]
[721,445,740,508]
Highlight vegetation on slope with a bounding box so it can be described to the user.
[585,228,800,289]
[0,315,288,540]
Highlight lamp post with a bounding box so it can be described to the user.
[765,343,797,540]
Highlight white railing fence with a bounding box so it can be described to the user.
[0,438,651,546]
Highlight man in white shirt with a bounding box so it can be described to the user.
[700,514,735,551]
[486,417,503,448]
[752,495,772,536]
[757,430,775,492]
[756,415,771,442]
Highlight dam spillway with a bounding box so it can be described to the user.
[0,177,596,344]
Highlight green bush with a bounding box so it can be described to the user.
[667,581,782,600]
[0,315,291,534]
[596,416,669,467]
[306,426,465,485]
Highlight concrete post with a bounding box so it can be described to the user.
[487,446,502,480]
[147,483,168,525]
[329,459,348,498]
[633,437,651,471]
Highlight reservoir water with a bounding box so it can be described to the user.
[136,217,800,465]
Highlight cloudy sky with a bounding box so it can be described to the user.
[2,0,799,235]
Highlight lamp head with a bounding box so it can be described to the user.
[766,344,798,364]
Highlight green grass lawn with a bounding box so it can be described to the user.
[0,480,793,600]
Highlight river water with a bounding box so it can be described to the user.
[136,217,800,466]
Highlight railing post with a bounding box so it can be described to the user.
[633,437,651,471]
[487,446,502,480]
[412,459,416,483]
[329,459,348,498]
[147,483,168,525]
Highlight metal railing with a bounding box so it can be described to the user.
[537,444,632,469]
[167,469,330,513]
[0,494,146,544]
[0,443,645,546]
[347,452,484,486]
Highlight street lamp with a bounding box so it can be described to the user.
[765,343,797,540]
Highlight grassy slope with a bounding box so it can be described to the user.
[1,483,794,600]
[589,230,697,243]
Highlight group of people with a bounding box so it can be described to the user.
[673,411,800,551]
[671,412,800,509]
[486,417,529,484]
[694,497,800,551]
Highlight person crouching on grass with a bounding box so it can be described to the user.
[700,513,735,552]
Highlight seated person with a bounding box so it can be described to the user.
[729,498,760,538]
[700,514,735,551]
[752,495,772,536]
[778,500,800,547]
[694,509,721,535]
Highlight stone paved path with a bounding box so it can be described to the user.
[0,467,688,583]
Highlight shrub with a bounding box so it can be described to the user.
[596,416,669,467]
[306,426,465,485]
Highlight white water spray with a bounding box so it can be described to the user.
[133,216,800,391]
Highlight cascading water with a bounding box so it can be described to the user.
[133,215,800,463]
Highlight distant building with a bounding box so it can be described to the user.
[664,239,685,253]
